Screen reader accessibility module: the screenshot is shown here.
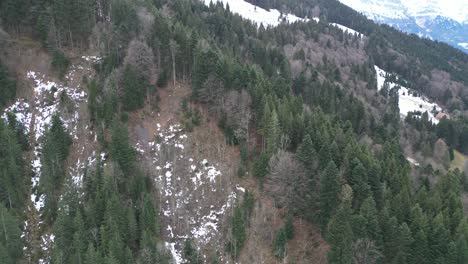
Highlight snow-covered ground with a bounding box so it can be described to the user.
[26,67,89,211]
[136,123,244,263]
[203,0,366,40]
[375,65,442,124]
[1,55,102,264]
[459,43,468,50]
[330,23,364,37]
[203,0,309,27]
[406,157,420,166]
[1,100,32,133]
[2,68,87,211]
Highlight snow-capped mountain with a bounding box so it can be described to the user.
[339,0,468,52]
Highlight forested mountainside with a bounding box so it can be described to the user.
[1,0,468,263]
[336,0,468,53]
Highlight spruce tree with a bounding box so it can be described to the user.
[360,196,382,246]
[320,161,341,228]
[0,204,22,262]
[327,202,353,264]
[266,109,280,155]
[296,134,317,172]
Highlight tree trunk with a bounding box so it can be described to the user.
[1,209,8,242]
[169,40,179,88]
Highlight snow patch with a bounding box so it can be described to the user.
[459,43,468,50]
[203,0,309,27]
[1,100,32,133]
[407,157,420,166]
[375,65,442,124]
[139,123,245,263]
[330,23,364,37]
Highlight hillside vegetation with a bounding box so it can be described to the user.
[1,0,468,263]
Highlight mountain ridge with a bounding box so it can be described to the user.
[338,0,468,52]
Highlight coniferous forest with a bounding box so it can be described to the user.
[1,0,468,263]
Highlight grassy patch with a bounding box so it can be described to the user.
[451,150,468,170]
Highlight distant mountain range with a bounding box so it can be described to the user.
[338,0,468,52]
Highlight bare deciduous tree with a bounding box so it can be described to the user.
[224,90,252,142]
[433,138,450,168]
[136,7,155,37]
[264,151,307,210]
[352,239,382,264]
[124,39,154,81]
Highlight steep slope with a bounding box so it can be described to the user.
[2,0,468,263]
[0,42,103,262]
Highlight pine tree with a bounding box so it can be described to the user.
[0,204,22,262]
[381,214,399,262]
[72,210,87,264]
[229,205,246,257]
[0,120,26,209]
[266,109,280,155]
[410,230,430,264]
[110,121,136,176]
[139,194,158,235]
[327,202,353,264]
[84,244,99,264]
[360,196,382,246]
[296,134,317,172]
[455,235,468,264]
[273,228,287,259]
[0,0,28,32]
[122,65,147,111]
[0,62,17,108]
[252,153,269,179]
[430,213,450,262]
[126,207,138,248]
[349,159,371,208]
[40,114,71,222]
[320,161,341,228]
[393,223,413,263]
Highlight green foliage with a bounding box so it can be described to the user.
[319,161,341,228]
[228,205,245,258]
[273,213,295,260]
[39,115,72,222]
[436,117,468,154]
[51,50,70,79]
[0,204,23,262]
[110,0,139,38]
[110,121,136,176]
[285,213,294,240]
[227,192,254,259]
[0,120,26,209]
[181,98,202,132]
[253,153,269,180]
[3,1,468,264]
[273,227,287,259]
[327,203,353,264]
[296,134,317,172]
[87,79,98,122]
[122,65,149,112]
[183,239,203,264]
[192,47,219,99]
[0,62,16,108]
[156,68,170,88]
[0,0,28,30]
